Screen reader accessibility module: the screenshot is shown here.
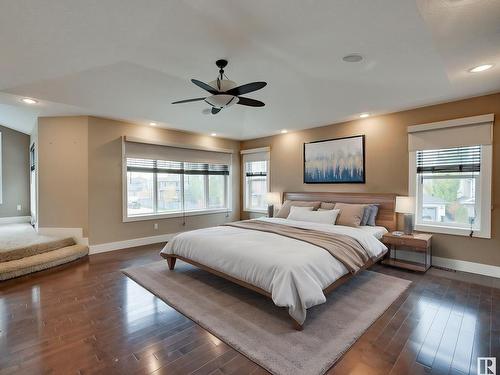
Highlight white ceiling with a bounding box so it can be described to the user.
[0,0,499,139]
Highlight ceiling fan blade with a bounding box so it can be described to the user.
[225,81,267,96]
[191,79,219,94]
[172,97,207,104]
[211,107,222,115]
[236,96,265,107]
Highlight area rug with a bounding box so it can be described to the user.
[123,260,411,375]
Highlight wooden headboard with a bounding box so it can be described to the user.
[283,192,397,232]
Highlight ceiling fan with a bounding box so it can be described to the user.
[172,59,267,115]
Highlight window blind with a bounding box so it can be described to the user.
[408,114,493,151]
[127,158,229,175]
[245,160,267,177]
[125,140,232,165]
[416,145,481,174]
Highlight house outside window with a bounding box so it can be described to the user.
[125,158,230,220]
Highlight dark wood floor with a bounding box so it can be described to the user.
[0,245,498,375]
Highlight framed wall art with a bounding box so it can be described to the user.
[303,135,365,183]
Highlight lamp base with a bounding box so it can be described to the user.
[267,204,274,218]
[404,214,414,235]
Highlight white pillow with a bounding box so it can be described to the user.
[287,207,340,224]
[288,206,314,213]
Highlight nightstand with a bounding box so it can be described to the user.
[381,232,432,272]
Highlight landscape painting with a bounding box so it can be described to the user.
[304,135,365,183]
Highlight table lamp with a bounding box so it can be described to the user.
[395,196,415,235]
[265,192,282,218]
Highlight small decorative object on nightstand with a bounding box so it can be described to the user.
[381,232,432,272]
[265,192,282,218]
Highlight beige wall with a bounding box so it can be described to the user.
[0,124,30,218]
[241,92,500,267]
[38,117,89,234]
[87,117,240,245]
[37,116,240,245]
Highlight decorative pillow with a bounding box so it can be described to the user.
[320,202,336,210]
[366,205,379,226]
[287,207,340,224]
[360,206,371,226]
[288,206,314,213]
[333,203,367,227]
[275,200,321,218]
[360,204,379,226]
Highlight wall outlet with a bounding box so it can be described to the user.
[17,204,22,211]
[153,223,159,230]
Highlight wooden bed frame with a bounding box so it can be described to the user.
[162,192,397,330]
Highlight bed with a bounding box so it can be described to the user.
[160,192,397,329]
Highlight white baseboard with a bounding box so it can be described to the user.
[89,233,177,254]
[392,250,500,278]
[37,227,88,246]
[431,257,500,278]
[0,216,31,224]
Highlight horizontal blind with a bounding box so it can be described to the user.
[416,146,481,174]
[127,158,229,175]
[245,160,267,177]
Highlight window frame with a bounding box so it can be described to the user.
[409,145,492,238]
[122,158,231,222]
[241,148,270,213]
[0,131,2,204]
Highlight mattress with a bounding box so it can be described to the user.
[358,225,388,240]
[161,217,387,324]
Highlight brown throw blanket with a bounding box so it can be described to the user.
[223,220,370,273]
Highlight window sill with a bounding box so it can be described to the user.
[244,209,267,214]
[415,223,490,239]
[123,208,231,222]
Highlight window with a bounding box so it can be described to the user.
[408,114,493,238]
[242,148,270,212]
[416,146,481,230]
[0,132,2,204]
[125,158,229,219]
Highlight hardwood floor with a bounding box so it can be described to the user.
[1,245,498,375]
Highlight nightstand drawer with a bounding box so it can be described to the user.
[382,235,430,249]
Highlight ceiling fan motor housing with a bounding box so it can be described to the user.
[204,94,239,109]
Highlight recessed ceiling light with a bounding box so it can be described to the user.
[468,64,494,73]
[149,122,157,126]
[211,133,217,137]
[359,113,370,118]
[342,54,363,63]
[281,129,288,134]
[21,98,38,104]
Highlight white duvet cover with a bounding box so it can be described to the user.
[161,217,387,324]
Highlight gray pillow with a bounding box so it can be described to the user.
[360,204,379,226]
[360,206,371,226]
[366,205,379,226]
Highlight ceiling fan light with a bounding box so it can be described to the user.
[204,94,239,109]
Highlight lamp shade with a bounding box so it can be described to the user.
[395,196,414,214]
[265,192,281,206]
